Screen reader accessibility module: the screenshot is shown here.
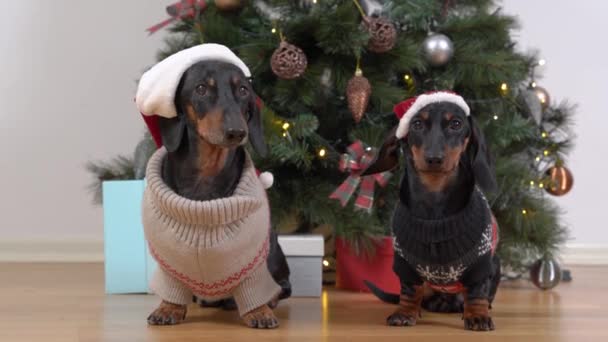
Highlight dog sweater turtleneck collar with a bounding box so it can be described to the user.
[142,147,280,316]
[392,187,498,287]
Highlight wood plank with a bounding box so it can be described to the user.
[0,263,606,341]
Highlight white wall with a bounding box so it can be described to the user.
[0,1,605,252]
[0,0,173,242]
[501,0,608,246]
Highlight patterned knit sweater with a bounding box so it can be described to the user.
[392,187,498,293]
[142,147,280,315]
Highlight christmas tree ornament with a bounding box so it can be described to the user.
[270,41,308,79]
[532,85,551,110]
[422,33,454,66]
[363,16,397,53]
[545,164,574,196]
[346,68,372,123]
[329,140,392,212]
[519,87,543,125]
[530,256,562,290]
[215,0,244,11]
[147,0,208,34]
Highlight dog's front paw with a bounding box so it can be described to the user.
[147,300,187,325]
[464,315,495,331]
[387,311,417,326]
[243,304,279,329]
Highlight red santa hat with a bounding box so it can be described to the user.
[393,91,470,139]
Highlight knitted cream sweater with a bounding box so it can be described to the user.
[142,147,280,315]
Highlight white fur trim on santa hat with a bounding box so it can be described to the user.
[395,92,470,139]
[136,43,251,118]
[259,171,274,189]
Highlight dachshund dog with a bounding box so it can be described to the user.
[146,60,291,328]
[363,100,501,331]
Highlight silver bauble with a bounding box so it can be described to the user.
[532,86,551,110]
[530,257,562,290]
[519,88,543,125]
[422,33,454,66]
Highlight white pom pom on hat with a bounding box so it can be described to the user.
[394,91,470,139]
[136,43,251,119]
[258,171,274,189]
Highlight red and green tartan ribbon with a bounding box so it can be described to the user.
[147,0,207,34]
[329,140,392,212]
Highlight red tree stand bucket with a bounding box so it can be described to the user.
[335,236,400,293]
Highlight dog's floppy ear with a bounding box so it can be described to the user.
[248,94,268,157]
[361,126,400,176]
[468,116,497,194]
[157,115,186,153]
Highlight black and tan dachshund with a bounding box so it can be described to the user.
[363,101,501,331]
[147,60,291,328]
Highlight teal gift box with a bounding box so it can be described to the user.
[103,180,324,296]
[103,180,156,294]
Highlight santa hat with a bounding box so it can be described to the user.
[394,91,470,139]
[136,44,274,188]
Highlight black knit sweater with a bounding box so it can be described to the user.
[392,187,496,286]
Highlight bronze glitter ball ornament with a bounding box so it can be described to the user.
[270,41,308,80]
[363,16,397,53]
[215,0,245,11]
[346,68,372,123]
[545,164,573,196]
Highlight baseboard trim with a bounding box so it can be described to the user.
[561,244,608,265]
[0,240,104,262]
[1,240,608,265]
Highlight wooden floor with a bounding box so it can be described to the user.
[1,264,607,342]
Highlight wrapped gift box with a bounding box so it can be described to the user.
[103,180,324,297]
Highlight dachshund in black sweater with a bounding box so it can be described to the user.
[363,93,500,331]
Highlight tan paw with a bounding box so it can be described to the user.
[147,300,187,325]
[464,315,495,331]
[242,304,279,329]
[387,310,417,326]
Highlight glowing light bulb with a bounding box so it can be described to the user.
[493,115,498,120]
[539,183,545,188]
[543,150,549,156]
[404,74,411,81]
[538,59,546,66]
[282,132,287,137]
[271,28,277,34]
[500,83,508,91]
[541,132,548,138]
[522,209,527,215]
[282,122,290,130]
[313,0,318,3]
[322,259,329,267]
[530,180,535,186]
[531,82,537,88]
[318,148,327,157]
[535,156,541,162]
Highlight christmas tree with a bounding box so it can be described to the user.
[95,0,574,275]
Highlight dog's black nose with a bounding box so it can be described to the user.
[226,129,246,143]
[425,156,444,166]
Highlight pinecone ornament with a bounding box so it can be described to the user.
[363,16,397,53]
[270,41,308,79]
[346,68,372,123]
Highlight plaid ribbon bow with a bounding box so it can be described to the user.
[147,0,207,34]
[329,140,392,212]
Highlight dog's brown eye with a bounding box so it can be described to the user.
[411,119,424,131]
[449,119,462,130]
[195,84,207,96]
[238,85,249,97]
